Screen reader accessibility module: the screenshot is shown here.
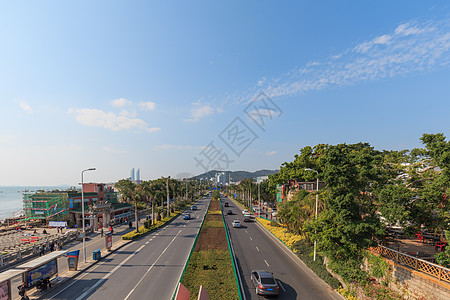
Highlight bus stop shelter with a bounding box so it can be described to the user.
[15,250,67,288]
[0,269,27,300]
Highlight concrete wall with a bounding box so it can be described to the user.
[389,260,450,300]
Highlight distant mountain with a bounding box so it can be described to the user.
[191,169,278,182]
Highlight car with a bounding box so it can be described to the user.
[227,210,233,215]
[243,215,251,222]
[191,205,197,210]
[251,270,280,296]
[242,209,249,215]
[224,202,229,207]
[232,220,241,228]
[183,213,190,220]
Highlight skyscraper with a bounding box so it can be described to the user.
[131,168,135,182]
[136,168,140,182]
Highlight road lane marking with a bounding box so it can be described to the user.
[245,230,248,233]
[249,237,253,241]
[264,259,269,267]
[256,246,260,252]
[73,243,146,300]
[277,280,286,292]
[124,229,183,300]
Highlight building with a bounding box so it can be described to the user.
[130,168,135,182]
[23,183,133,229]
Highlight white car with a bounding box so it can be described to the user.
[232,220,242,228]
[242,209,249,215]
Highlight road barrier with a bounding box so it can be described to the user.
[171,198,208,300]
[220,197,244,300]
[369,244,450,283]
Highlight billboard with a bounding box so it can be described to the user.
[27,259,57,287]
[0,280,9,300]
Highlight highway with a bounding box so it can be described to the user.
[41,197,210,300]
[222,196,342,300]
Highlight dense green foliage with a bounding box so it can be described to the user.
[260,133,450,284]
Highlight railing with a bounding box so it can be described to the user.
[0,230,79,269]
[369,245,450,284]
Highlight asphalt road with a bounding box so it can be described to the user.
[39,198,210,300]
[222,196,342,300]
[10,216,137,299]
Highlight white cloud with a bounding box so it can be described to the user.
[233,17,450,104]
[138,101,157,111]
[101,146,127,154]
[19,101,33,114]
[266,151,277,156]
[111,98,132,108]
[184,102,217,122]
[70,108,160,133]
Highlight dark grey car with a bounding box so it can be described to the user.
[251,270,279,296]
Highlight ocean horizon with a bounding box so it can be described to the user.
[0,185,73,221]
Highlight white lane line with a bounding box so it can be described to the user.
[124,229,183,300]
[256,246,260,252]
[249,237,253,241]
[264,259,269,267]
[245,230,248,233]
[74,244,147,300]
[277,280,286,292]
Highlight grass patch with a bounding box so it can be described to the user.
[182,250,238,300]
[203,220,223,228]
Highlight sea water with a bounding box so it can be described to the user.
[0,186,71,220]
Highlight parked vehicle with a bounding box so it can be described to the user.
[242,209,249,215]
[183,213,190,220]
[251,270,280,296]
[232,220,241,228]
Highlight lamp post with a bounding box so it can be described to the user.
[81,168,96,263]
[305,168,319,262]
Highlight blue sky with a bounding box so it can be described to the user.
[1,1,449,185]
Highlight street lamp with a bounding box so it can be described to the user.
[305,168,319,262]
[81,168,96,263]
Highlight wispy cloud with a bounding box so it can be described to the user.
[69,108,161,132]
[231,17,450,105]
[138,101,157,111]
[19,101,33,114]
[156,144,204,150]
[266,151,277,156]
[101,146,127,154]
[184,101,218,122]
[111,98,132,108]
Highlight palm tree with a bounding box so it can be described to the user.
[115,179,139,233]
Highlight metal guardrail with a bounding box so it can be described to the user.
[220,197,244,300]
[369,245,450,283]
[0,230,79,269]
[170,199,208,300]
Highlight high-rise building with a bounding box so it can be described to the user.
[131,168,135,182]
[136,168,140,181]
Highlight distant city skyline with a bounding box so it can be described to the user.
[1,1,449,185]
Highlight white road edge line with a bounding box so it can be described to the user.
[256,246,260,252]
[264,259,269,267]
[124,229,183,300]
[277,279,286,292]
[74,243,146,300]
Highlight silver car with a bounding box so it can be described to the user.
[251,270,279,296]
